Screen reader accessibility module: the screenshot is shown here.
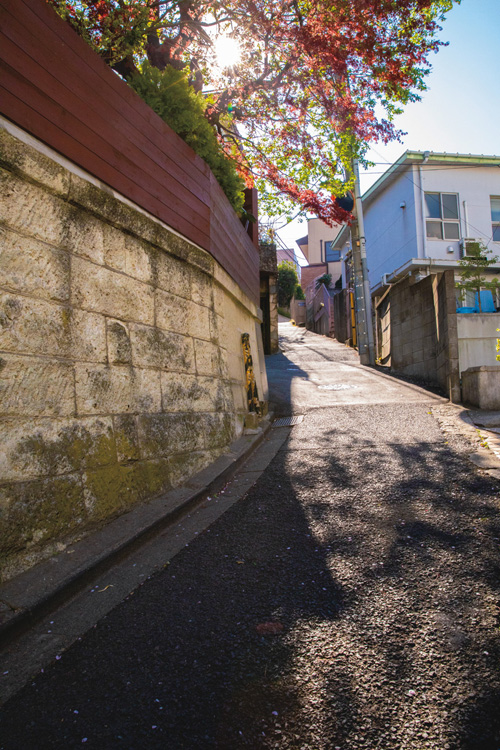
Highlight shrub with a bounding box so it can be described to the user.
[315,273,332,290]
[129,62,245,213]
[278,260,300,307]
[295,284,305,300]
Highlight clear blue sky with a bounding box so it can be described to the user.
[278,0,500,251]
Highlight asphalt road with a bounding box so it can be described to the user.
[1,324,500,750]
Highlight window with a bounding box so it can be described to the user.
[325,241,341,262]
[424,192,460,240]
[491,197,500,241]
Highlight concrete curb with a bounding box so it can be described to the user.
[0,418,272,650]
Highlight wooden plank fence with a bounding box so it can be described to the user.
[0,0,259,303]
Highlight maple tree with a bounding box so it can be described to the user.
[51,0,457,224]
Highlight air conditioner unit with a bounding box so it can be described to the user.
[459,238,483,258]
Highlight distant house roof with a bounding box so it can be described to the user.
[296,235,308,246]
[276,247,299,264]
[332,149,500,250]
[363,150,500,209]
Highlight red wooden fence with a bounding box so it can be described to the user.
[0,0,259,304]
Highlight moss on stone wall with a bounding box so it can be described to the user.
[0,125,263,582]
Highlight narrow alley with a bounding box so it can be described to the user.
[1,323,500,750]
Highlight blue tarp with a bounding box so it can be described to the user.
[456,290,496,313]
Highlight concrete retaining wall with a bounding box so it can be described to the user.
[457,313,500,375]
[462,366,500,409]
[374,270,460,400]
[289,298,306,326]
[0,126,266,581]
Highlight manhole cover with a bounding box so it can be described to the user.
[317,384,360,390]
[273,415,304,428]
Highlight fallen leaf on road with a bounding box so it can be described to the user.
[98,585,114,592]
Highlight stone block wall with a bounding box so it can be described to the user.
[0,125,265,581]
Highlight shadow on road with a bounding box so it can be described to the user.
[1,409,500,749]
[1,324,499,749]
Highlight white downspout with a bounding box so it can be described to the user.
[463,200,469,238]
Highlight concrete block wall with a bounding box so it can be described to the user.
[375,270,460,400]
[386,275,438,381]
[0,126,264,581]
[436,271,460,401]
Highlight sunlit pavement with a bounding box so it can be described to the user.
[1,325,500,750]
[267,321,446,413]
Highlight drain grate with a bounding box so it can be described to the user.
[273,415,304,428]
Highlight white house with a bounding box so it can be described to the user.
[332,151,500,400]
[333,150,500,294]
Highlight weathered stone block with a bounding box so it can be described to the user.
[209,310,222,342]
[218,348,229,379]
[141,458,173,498]
[72,256,154,324]
[0,473,85,558]
[62,207,105,265]
[102,224,127,274]
[104,227,153,285]
[113,414,140,463]
[0,227,70,302]
[187,301,211,341]
[0,292,71,358]
[107,319,132,365]
[130,323,194,372]
[0,416,116,482]
[0,169,71,247]
[191,269,213,307]
[200,412,235,449]
[161,372,228,413]
[227,351,245,383]
[194,339,221,376]
[83,463,140,519]
[71,309,107,363]
[231,381,247,412]
[155,289,189,335]
[0,354,75,417]
[68,174,137,231]
[156,291,210,342]
[213,285,226,318]
[167,450,213,487]
[124,235,154,285]
[75,364,161,415]
[156,230,213,276]
[137,412,205,458]
[0,127,70,197]
[156,252,191,299]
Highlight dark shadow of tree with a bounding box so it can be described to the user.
[1,375,500,749]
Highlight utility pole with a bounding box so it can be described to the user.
[350,158,375,366]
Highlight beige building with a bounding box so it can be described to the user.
[296,218,343,287]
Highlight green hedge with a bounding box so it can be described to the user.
[129,63,245,213]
